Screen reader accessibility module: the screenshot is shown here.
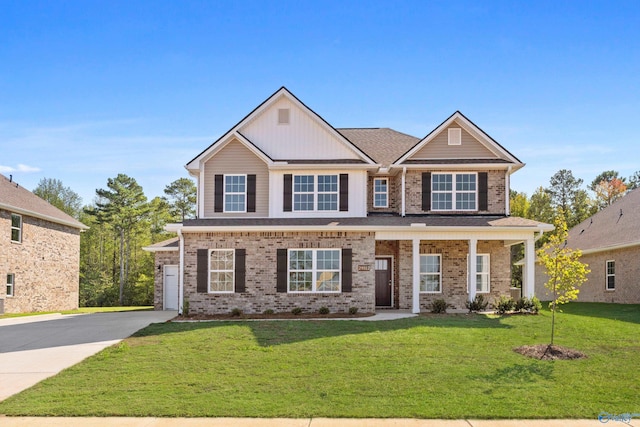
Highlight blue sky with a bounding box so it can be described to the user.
[1,1,639,205]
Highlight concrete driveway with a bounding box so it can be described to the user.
[0,310,176,401]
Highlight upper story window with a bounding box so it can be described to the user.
[432,173,477,211]
[11,214,22,243]
[606,260,615,291]
[373,178,388,208]
[293,175,338,211]
[6,273,14,297]
[224,175,246,212]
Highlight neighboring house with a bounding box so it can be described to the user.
[146,87,552,315]
[0,174,88,314]
[535,188,640,304]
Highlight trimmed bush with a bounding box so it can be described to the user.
[263,309,275,315]
[318,306,330,315]
[348,307,358,315]
[291,307,303,315]
[465,294,489,312]
[494,295,515,314]
[430,299,448,314]
[230,308,243,317]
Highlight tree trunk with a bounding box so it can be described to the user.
[119,228,125,305]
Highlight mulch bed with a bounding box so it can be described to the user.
[173,312,374,321]
[514,344,587,360]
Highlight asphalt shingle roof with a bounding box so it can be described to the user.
[337,128,420,168]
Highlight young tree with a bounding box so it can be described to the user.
[164,177,197,221]
[33,178,83,218]
[537,215,590,346]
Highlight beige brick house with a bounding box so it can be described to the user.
[535,188,640,304]
[0,174,88,314]
[147,87,552,315]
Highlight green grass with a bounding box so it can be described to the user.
[0,306,153,319]
[0,302,638,418]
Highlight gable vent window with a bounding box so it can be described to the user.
[278,108,290,125]
[448,128,462,145]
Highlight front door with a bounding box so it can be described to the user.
[375,258,392,306]
[163,265,179,310]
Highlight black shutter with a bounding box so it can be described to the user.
[339,173,349,212]
[341,248,352,292]
[422,172,431,211]
[235,249,246,293]
[214,174,224,213]
[283,174,292,212]
[197,249,209,293]
[276,249,288,292]
[247,175,256,213]
[478,172,488,211]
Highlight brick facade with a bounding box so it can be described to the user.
[0,209,80,313]
[153,251,180,310]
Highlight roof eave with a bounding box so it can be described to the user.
[0,202,89,230]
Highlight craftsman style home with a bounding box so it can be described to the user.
[0,174,88,314]
[147,87,552,314]
[535,187,640,304]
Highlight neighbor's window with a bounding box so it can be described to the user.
[11,214,22,243]
[293,175,339,211]
[6,274,14,297]
[420,254,441,293]
[224,175,246,212]
[606,260,615,291]
[288,249,340,292]
[468,254,490,293]
[432,173,477,211]
[373,178,388,208]
[209,249,235,293]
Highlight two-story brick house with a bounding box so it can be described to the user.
[0,174,88,314]
[147,87,552,315]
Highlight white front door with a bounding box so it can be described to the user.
[163,265,179,310]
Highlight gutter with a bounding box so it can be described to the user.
[0,202,89,230]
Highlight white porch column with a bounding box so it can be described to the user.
[412,238,421,314]
[468,238,477,302]
[523,237,535,298]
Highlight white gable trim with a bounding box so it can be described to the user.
[394,112,523,168]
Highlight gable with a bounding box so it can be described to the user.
[240,95,362,161]
[410,122,499,160]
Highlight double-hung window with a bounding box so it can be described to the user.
[6,274,14,297]
[606,260,615,291]
[288,249,340,292]
[373,178,388,208]
[209,249,235,293]
[468,254,490,293]
[420,254,441,293]
[224,175,246,212]
[293,174,339,211]
[432,173,477,211]
[11,214,22,243]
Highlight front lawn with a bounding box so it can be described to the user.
[0,302,638,418]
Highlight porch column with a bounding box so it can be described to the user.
[468,238,477,302]
[523,237,535,298]
[412,238,421,314]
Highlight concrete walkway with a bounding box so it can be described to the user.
[0,417,615,426]
[0,310,176,401]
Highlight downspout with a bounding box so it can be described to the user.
[177,228,184,315]
[401,166,407,217]
[506,166,512,216]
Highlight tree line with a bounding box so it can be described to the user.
[33,175,196,307]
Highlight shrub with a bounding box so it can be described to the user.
[494,295,515,314]
[318,306,330,315]
[515,296,542,314]
[181,298,190,316]
[430,299,448,314]
[514,297,527,312]
[230,308,243,317]
[291,307,303,315]
[263,309,275,315]
[465,294,489,312]
[348,307,359,315]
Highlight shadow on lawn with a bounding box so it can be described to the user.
[134,314,513,347]
[542,302,640,325]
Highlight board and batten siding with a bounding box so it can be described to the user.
[411,123,498,160]
[202,139,269,217]
[241,97,361,161]
[269,170,368,218]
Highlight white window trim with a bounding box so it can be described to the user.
[287,248,341,293]
[419,254,442,294]
[605,260,615,291]
[293,174,339,212]
[11,213,22,243]
[223,174,247,213]
[467,254,490,293]
[373,178,389,208]
[432,172,478,212]
[208,249,235,294]
[6,273,14,297]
